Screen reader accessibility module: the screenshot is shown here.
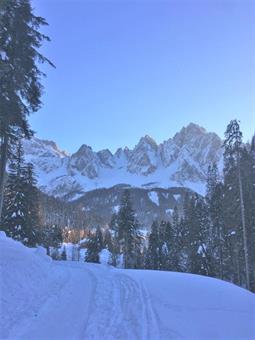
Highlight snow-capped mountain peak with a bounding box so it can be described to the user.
[23,137,68,159]
[23,123,223,199]
[137,135,158,149]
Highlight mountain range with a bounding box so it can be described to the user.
[23,123,223,202]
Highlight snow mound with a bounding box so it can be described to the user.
[99,248,112,265]
[0,233,66,338]
[126,270,255,339]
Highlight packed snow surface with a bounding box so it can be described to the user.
[1,232,254,339]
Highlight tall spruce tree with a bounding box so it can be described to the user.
[169,207,183,272]
[2,142,28,243]
[162,221,172,270]
[223,120,250,289]
[146,221,160,270]
[158,220,168,270]
[23,162,41,246]
[248,135,255,291]
[0,0,53,221]
[223,151,242,284]
[117,190,140,269]
[178,216,189,271]
[184,194,213,276]
[2,142,40,246]
[240,144,255,291]
[206,163,225,279]
[250,133,255,159]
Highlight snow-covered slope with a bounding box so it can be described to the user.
[1,232,254,339]
[23,123,223,199]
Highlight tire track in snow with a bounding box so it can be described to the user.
[139,280,161,339]
[83,266,160,340]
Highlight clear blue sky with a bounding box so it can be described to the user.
[30,0,254,153]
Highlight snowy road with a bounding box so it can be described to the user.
[6,261,255,340]
[84,265,160,340]
[7,261,160,340]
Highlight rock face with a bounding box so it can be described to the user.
[23,123,223,200]
[127,135,158,175]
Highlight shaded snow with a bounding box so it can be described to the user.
[1,232,254,339]
[99,249,112,265]
[166,208,173,215]
[113,205,120,213]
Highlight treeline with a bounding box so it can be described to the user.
[39,192,87,230]
[1,141,63,252]
[1,120,254,293]
[84,120,255,292]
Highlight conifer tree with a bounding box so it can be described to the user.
[206,163,225,279]
[117,190,140,269]
[222,152,242,284]
[158,220,168,270]
[2,142,41,246]
[185,194,212,276]
[169,207,183,272]
[23,162,42,246]
[146,221,160,270]
[109,212,121,262]
[223,120,250,289]
[250,133,255,160]
[248,136,255,291]
[109,213,119,233]
[161,221,171,270]
[86,226,103,263]
[206,163,219,201]
[178,217,189,271]
[240,144,255,290]
[2,142,28,243]
[0,0,53,220]
[104,229,114,253]
[40,224,63,255]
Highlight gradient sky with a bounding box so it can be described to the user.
[30,0,255,153]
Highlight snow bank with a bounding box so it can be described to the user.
[0,232,67,338]
[126,269,255,339]
[1,231,254,339]
[99,248,112,265]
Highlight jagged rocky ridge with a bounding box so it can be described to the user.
[23,123,223,201]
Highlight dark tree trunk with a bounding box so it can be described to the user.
[0,134,8,222]
[237,152,250,290]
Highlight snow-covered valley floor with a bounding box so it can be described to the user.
[1,233,254,340]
